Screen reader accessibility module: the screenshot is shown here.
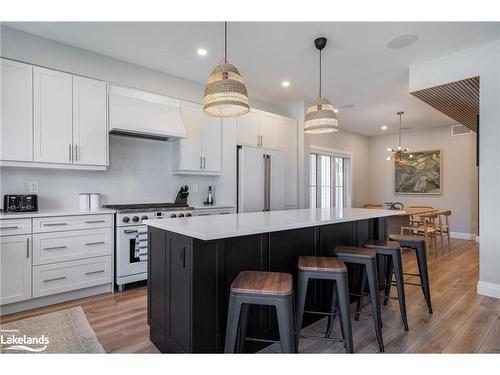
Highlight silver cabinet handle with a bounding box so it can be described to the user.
[203,156,206,169]
[1,226,19,230]
[85,220,106,224]
[43,223,68,226]
[26,238,30,258]
[85,241,105,246]
[43,245,67,251]
[200,156,203,169]
[124,229,138,234]
[69,144,72,162]
[85,270,105,276]
[43,276,67,283]
[74,144,78,162]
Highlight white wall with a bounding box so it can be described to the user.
[369,125,478,236]
[409,39,500,299]
[0,26,292,209]
[304,128,371,208]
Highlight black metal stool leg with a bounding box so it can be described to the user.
[336,275,353,353]
[366,258,384,352]
[325,284,338,338]
[383,256,393,306]
[295,271,309,346]
[415,242,433,313]
[355,268,367,321]
[392,252,409,331]
[276,296,296,353]
[237,303,249,352]
[224,295,242,353]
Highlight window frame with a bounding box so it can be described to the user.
[309,146,353,208]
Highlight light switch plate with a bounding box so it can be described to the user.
[29,181,39,194]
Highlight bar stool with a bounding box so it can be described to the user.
[333,246,384,352]
[363,240,409,331]
[295,256,353,353]
[388,234,433,314]
[224,271,296,353]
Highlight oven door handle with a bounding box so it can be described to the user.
[123,229,139,234]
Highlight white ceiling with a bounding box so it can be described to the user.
[6,22,500,136]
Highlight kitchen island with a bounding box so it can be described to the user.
[145,208,401,353]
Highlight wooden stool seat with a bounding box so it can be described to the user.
[335,246,376,258]
[363,239,400,250]
[388,234,425,243]
[298,256,347,272]
[231,271,292,296]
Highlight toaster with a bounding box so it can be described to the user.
[3,194,38,213]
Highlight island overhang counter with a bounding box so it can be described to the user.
[145,208,401,353]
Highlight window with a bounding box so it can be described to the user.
[309,150,351,208]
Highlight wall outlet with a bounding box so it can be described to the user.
[29,180,39,194]
[191,184,199,193]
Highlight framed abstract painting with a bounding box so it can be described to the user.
[395,150,442,194]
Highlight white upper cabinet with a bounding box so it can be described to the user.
[280,117,298,208]
[202,112,222,172]
[0,59,33,162]
[73,76,107,166]
[260,112,281,150]
[173,101,222,174]
[34,67,73,164]
[236,109,260,147]
[0,234,32,305]
[177,101,203,171]
[236,109,281,150]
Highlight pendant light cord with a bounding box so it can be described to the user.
[319,49,322,98]
[224,21,227,62]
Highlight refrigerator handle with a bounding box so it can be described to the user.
[263,154,268,211]
[267,154,271,211]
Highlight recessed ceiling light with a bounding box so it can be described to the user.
[334,109,339,113]
[197,48,207,56]
[339,104,355,110]
[281,81,290,88]
[381,125,388,130]
[387,34,418,49]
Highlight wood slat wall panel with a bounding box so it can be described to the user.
[411,77,479,132]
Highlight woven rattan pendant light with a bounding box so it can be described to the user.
[203,22,249,118]
[304,37,338,134]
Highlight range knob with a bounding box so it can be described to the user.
[132,216,140,223]
[140,215,148,221]
[186,213,192,217]
[122,216,130,223]
[170,213,177,218]
[178,213,185,218]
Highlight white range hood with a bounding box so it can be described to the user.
[108,84,186,140]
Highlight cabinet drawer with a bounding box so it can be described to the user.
[33,256,111,298]
[33,228,112,265]
[0,218,32,236]
[33,214,112,233]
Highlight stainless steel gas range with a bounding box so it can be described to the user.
[102,203,194,291]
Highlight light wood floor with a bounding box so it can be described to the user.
[2,239,499,353]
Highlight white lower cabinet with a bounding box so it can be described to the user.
[0,234,32,305]
[33,256,112,298]
[33,228,112,265]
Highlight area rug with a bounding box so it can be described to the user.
[0,306,105,353]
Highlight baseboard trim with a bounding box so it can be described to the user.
[450,231,477,240]
[477,281,500,299]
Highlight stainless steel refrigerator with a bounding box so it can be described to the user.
[237,146,285,213]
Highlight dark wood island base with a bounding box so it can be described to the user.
[147,217,387,353]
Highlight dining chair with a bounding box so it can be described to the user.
[401,212,438,256]
[436,210,452,252]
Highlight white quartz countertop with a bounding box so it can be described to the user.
[0,208,116,220]
[144,207,403,241]
[191,204,235,210]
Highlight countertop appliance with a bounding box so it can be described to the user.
[102,202,194,291]
[3,194,38,212]
[237,146,285,213]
